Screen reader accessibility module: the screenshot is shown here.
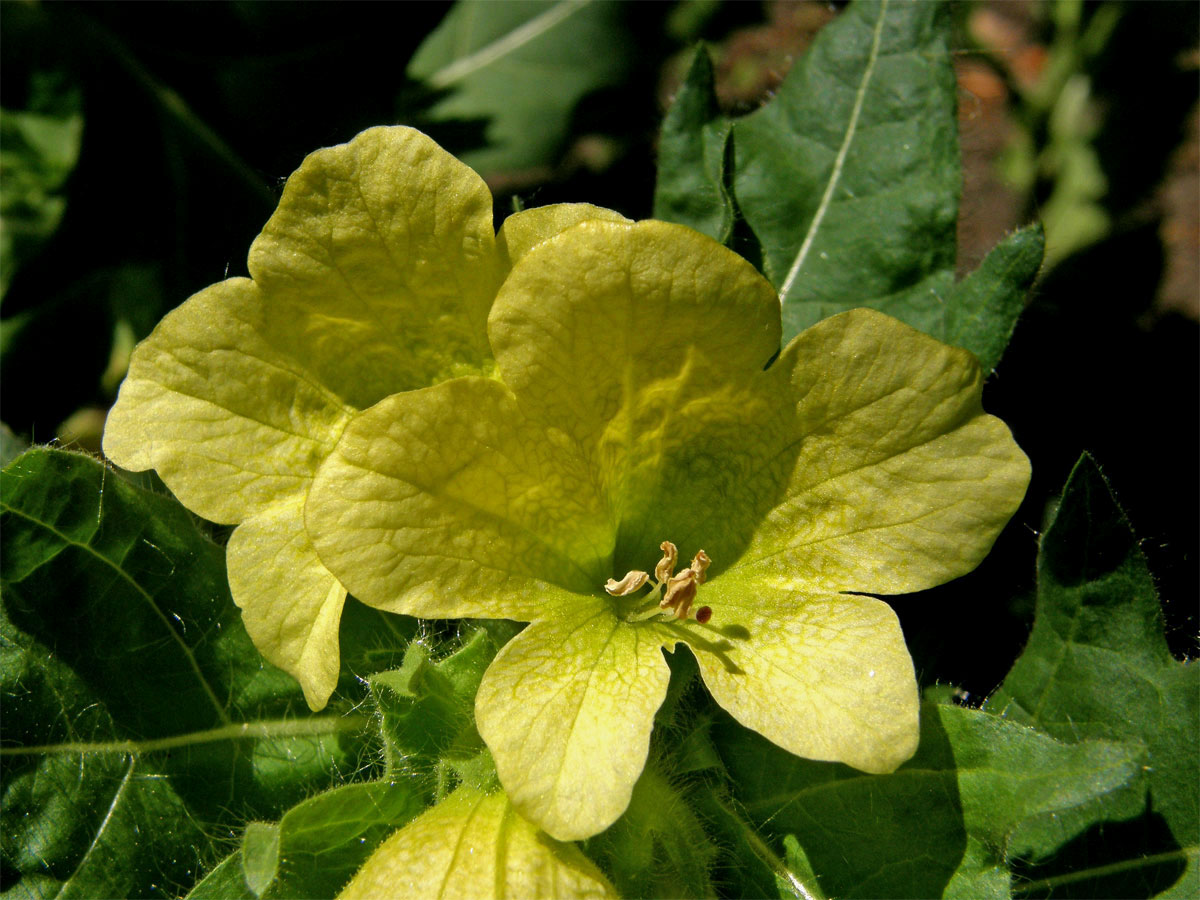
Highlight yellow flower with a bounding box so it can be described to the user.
[103,126,625,708]
[305,215,1031,839]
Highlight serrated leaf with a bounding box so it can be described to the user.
[713,699,1147,899]
[987,454,1199,897]
[407,0,635,173]
[0,448,370,897]
[729,0,1043,364]
[653,45,733,243]
[370,624,508,792]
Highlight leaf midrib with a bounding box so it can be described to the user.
[1,501,232,725]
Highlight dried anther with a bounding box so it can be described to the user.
[608,542,712,622]
[605,570,649,596]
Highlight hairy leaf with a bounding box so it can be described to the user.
[988,455,1199,898]
[653,45,733,243]
[722,0,1042,366]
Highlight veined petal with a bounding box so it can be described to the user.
[497,203,631,270]
[490,219,787,570]
[226,496,346,710]
[684,576,919,774]
[307,377,615,620]
[491,220,780,444]
[738,308,1030,594]
[474,600,672,841]
[340,785,616,900]
[103,278,353,523]
[104,126,506,709]
[248,126,500,406]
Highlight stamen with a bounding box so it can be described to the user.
[605,542,713,623]
[654,541,678,584]
[662,570,698,620]
[605,570,649,596]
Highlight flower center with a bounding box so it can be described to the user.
[604,541,712,624]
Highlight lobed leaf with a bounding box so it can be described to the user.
[713,699,1147,899]
[987,454,1199,897]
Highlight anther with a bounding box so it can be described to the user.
[654,541,678,584]
[605,570,649,596]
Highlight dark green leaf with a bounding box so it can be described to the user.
[0,76,83,300]
[584,763,718,900]
[653,45,733,244]
[370,623,513,793]
[945,224,1045,372]
[186,851,254,900]
[1,448,369,897]
[407,0,635,173]
[714,699,1147,899]
[987,454,1199,897]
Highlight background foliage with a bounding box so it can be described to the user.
[2,1,1196,898]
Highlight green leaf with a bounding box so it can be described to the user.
[407,0,635,173]
[728,0,1044,364]
[186,852,253,900]
[653,45,733,243]
[987,454,1199,897]
[945,224,1045,372]
[713,699,1148,899]
[187,781,428,900]
[0,78,83,300]
[583,762,718,899]
[732,0,958,340]
[1,448,368,897]
[370,624,507,790]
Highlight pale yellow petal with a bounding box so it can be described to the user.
[307,378,614,621]
[490,220,781,451]
[739,308,1030,594]
[103,278,352,524]
[339,786,615,900]
[227,496,346,709]
[497,203,631,270]
[249,126,499,405]
[686,577,919,773]
[474,601,672,841]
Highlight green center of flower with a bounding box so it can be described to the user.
[604,541,712,624]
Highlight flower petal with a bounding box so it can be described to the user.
[491,219,780,444]
[226,497,346,709]
[103,278,353,522]
[247,125,499,406]
[489,219,786,570]
[340,785,616,900]
[307,377,614,620]
[474,600,672,841]
[683,576,919,773]
[497,203,631,269]
[104,126,504,707]
[738,308,1031,594]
